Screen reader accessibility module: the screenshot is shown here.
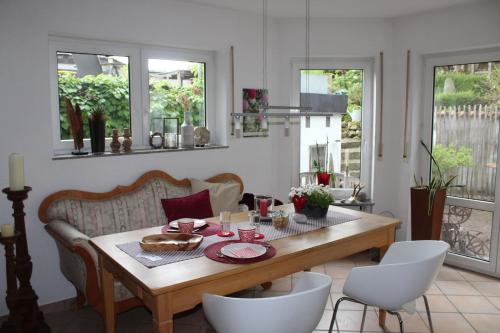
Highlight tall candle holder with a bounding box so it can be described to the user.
[2,186,50,333]
[0,232,21,332]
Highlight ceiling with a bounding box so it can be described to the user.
[179,0,485,18]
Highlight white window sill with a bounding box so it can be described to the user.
[52,145,229,160]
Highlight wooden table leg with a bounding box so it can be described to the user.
[152,295,174,333]
[99,255,116,333]
[378,226,395,328]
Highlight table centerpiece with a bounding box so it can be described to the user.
[289,183,334,219]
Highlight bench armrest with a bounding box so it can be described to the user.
[45,220,98,268]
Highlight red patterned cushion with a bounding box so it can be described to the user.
[161,189,214,222]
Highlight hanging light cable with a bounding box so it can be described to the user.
[304,0,311,128]
[259,0,311,114]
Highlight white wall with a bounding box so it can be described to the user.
[0,0,284,315]
[1,0,499,315]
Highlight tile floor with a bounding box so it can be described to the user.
[35,251,500,332]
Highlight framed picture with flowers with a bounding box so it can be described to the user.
[242,88,269,137]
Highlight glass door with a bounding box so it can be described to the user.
[290,59,374,199]
[426,52,500,275]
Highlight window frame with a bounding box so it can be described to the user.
[49,36,215,154]
[140,47,215,148]
[290,58,375,197]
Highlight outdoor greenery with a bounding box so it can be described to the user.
[58,72,130,139]
[58,64,204,140]
[149,64,205,127]
[434,64,499,107]
[302,69,363,120]
[432,144,473,176]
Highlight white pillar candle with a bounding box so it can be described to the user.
[1,224,15,237]
[9,153,24,191]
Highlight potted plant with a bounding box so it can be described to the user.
[411,140,460,240]
[313,139,331,186]
[289,184,334,219]
[88,106,106,153]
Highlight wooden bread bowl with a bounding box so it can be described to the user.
[140,233,203,252]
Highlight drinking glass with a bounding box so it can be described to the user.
[220,211,231,235]
[249,211,260,234]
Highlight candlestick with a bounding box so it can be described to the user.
[8,153,24,191]
[0,232,21,332]
[1,223,14,237]
[2,186,50,332]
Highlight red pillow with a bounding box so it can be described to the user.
[161,189,214,222]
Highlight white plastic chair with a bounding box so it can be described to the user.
[328,240,449,333]
[203,272,332,333]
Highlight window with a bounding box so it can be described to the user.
[148,59,206,131]
[300,69,364,186]
[291,59,374,195]
[56,52,131,140]
[49,37,214,154]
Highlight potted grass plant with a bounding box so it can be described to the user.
[313,138,331,186]
[88,106,106,153]
[411,140,459,240]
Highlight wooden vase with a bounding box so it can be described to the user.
[410,187,447,240]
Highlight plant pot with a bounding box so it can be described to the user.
[317,172,330,186]
[410,187,446,240]
[89,117,106,153]
[301,204,328,219]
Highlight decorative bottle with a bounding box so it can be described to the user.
[110,129,121,153]
[181,111,195,148]
[122,128,132,153]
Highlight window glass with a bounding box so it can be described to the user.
[299,69,364,188]
[57,51,131,139]
[148,59,206,132]
[431,60,500,262]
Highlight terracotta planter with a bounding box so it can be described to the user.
[317,172,331,186]
[410,187,446,240]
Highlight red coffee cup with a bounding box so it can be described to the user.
[178,219,195,234]
[238,225,256,243]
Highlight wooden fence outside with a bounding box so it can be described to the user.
[434,104,500,201]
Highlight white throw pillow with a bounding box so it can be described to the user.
[190,178,241,216]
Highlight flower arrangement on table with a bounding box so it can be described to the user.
[289,184,334,219]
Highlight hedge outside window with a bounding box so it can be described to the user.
[148,59,206,132]
[56,52,131,139]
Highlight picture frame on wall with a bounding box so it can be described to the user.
[242,88,269,137]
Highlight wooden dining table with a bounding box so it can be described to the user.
[90,204,401,333]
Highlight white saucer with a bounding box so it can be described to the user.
[169,218,207,229]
